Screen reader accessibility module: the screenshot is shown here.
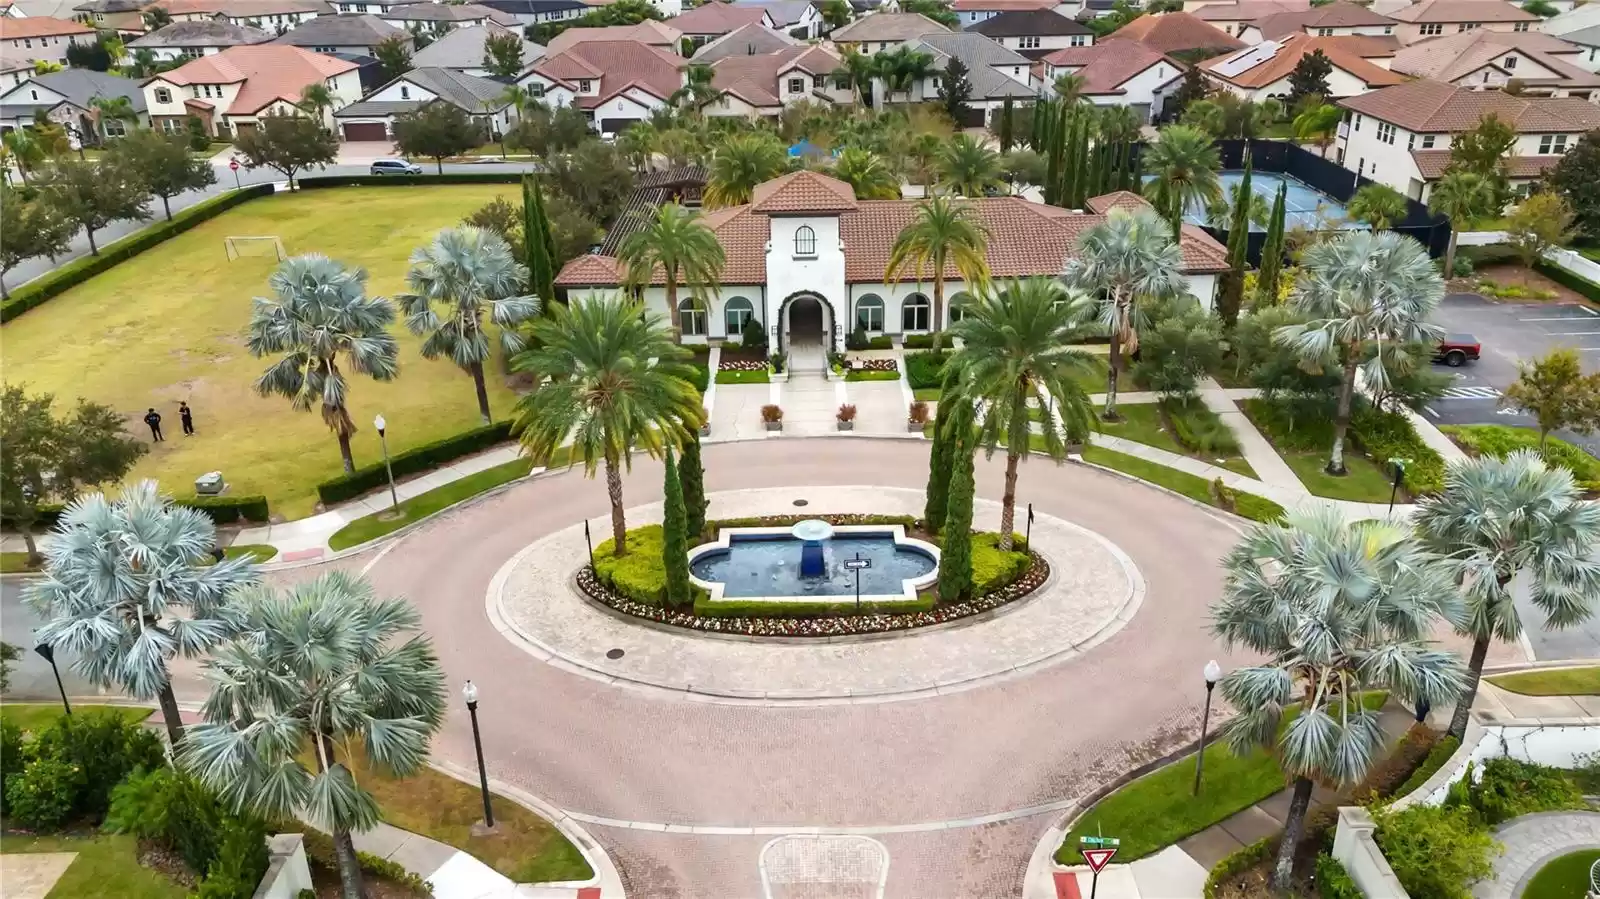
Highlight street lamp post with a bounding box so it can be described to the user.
[34,642,70,715]
[375,414,399,512]
[1192,659,1222,795]
[462,680,495,831]
[582,520,595,571]
[1386,457,1411,516]
[1025,503,1035,551]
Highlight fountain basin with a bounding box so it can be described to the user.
[687,524,940,608]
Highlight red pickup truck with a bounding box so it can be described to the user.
[1434,334,1481,367]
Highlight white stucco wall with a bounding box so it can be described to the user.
[767,214,848,351]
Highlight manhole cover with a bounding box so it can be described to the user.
[606,648,624,660]
[793,499,809,507]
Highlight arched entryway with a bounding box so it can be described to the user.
[776,292,837,368]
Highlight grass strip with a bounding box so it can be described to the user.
[327,456,541,551]
[0,833,186,899]
[913,387,941,402]
[845,370,900,382]
[1279,451,1397,503]
[715,369,771,384]
[0,703,152,735]
[1486,666,1600,696]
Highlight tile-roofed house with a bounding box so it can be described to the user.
[141,44,361,137]
[1385,0,1536,45]
[5,0,83,18]
[272,12,402,55]
[1335,78,1600,202]
[896,31,1037,123]
[0,15,93,65]
[1200,33,1404,98]
[1388,30,1600,99]
[706,45,850,115]
[410,22,545,75]
[0,68,147,139]
[1109,10,1245,54]
[543,19,680,54]
[1190,0,1310,41]
[831,12,949,52]
[671,0,769,47]
[128,20,273,60]
[1085,190,1151,214]
[964,7,1094,59]
[333,65,515,140]
[950,0,1076,28]
[379,2,516,29]
[731,0,824,39]
[556,172,1229,351]
[154,0,333,32]
[470,0,587,26]
[74,0,156,31]
[1244,1,1396,41]
[693,21,798,60]
[1040,38,1184,121]
[519,38,684,134]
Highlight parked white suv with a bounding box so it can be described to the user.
[370,158,423,175]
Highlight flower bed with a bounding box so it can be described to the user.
[718,358,768,372]
[850,358,898,372]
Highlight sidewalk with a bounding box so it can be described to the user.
[352,821,602,899]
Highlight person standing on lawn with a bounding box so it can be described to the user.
[144,408,164,442]
[179,402,195,436]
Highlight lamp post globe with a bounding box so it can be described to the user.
[463,679,478,708]
[1193,659,1222,795]
[1204,659,1221,687]
[375,413,398,511]
[374,413,386,435]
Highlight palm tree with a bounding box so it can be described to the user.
[1206,180,1270,230]
[1062,206,1185,419]
[873,45,936,104]
[616,202,725,343]
[1213,508,1466,894]
[3,128,42,185]
[179,571,446,899]
[1413,451,1600,739]
[839,48,876,106]
[511,296,702,553]
[831,147,900,199]
[298,82,334,123]
[124,48,161,79]
[23,481,260,747]
[1347,182,1408,230]
[1429,170,1496,278]
[1096,104,1141,146]
[671,62,723,115]
[1275,231,1443,474]
[91,95,139,142]
[397,226,540,424]
[944,277,1099,547]
[937,134,1003,197]
[704,133,786,207]
[1052,73,1087,105]
[617,122,656,173]
[1180,99,1224,138]
[246,255,401,473]
[885,195,991,353]
[1291,102,1341,157]
[1140,124,1221,237]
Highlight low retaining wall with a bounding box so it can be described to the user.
[1332,808,1408,899]
[1392,716,1600,811]
[252,833,313,899]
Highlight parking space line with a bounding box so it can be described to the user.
[1518,316,1594,321]
[1425,406,1439,418]
[1550,331,1600,336]
[1584,307,1599,316]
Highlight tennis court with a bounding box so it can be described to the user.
[1178,171,1355,232]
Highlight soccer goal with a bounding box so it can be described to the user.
[224,236,287,261]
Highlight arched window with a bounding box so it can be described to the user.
[678,298,706,337]
[902,293,931,332]
[724,296,756,336]
[856,294,885,332]
[948,292,973,325]
[794,225,817,257]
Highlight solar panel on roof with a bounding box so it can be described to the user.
[1213,39,1281,76]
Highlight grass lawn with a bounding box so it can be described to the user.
[224,543,277,562]
[1074,356,1111,395]
[1522,848,1600,899]
[2,185,523,521]
[913,386,941,402]
[1056,692,1388,865]
[0,551,38,573]
[1441,425,1600,482]
[0,833,186,899]
[327,455,542,551]
[1279,450,1397,503]
[845,370,900,382]
[1097,404,1258,479]
[1081,445,1215,506]
[1487,666,1600,696]
[715,369,771,384]
[0,703,151,735]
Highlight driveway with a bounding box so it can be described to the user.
[334,140,398,165]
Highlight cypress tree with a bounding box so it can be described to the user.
[999,97,1014,154]
[662,448,691,608]
[924,395,955,532]
[680,432,707,540]
[1071,114,1091,207]
[937,432,975,603]
[1044,105,1065,206]
[523,175,556,307]
[1256,182,1288,307]
[1226,157,1253,271]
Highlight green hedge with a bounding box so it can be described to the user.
[1441,423,1600,485]
[1349,406,1444,495]
[687,363,710,393]
[1,494,268,529]
[315,421,512,505]
[695,594,936,618]
[1203,837,1276,899]
[1395,735,1460,800]
[594,524,668,606]
[904,351,946,390]
[1,185,276,324]
[845,370,900,382]
[902,334,937,349]
[1536,258,1600,303]
[298,173,521,188]
[715,368,770,384]
[969,532,1030,595]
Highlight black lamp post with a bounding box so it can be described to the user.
[34,642,70,715]
[1387,457,1411,516]
[375,414,399,512]
[582,520,595,571]
[1025,503,1035,551]
[462,680,495,831]
[1192,659,1222,795]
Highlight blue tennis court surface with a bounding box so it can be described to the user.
[1191,171,1353,232]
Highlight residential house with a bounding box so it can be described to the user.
[830,12,949,53]
[965,8,1093,60]
[1536,5,1600,71]
[72,0,149,30]
[0,15,92,64]
[706,44,850,116]
[951,0,1077,27]
[333,65,514,139]
[1239,1,1397,42]
[326,0,410,15]
[733,0,824,39]
[1191,0,1308,39]
[1040,38,1183,121]
[670,2,771,49]
[0,69,146,140]
[410,22,544,75]
[1335,78,1600,200]
[543,20,680,54]
[1384,0,1536,45]
[1107,11,1245,56]
[692,21,798,61]
[555,171,1228,350]
[0,59,33,89]
[4,0,86,19]
[1199,34,1405,100]
[1388,30,1600,99]
[128,20,272,59]
[378,3,517,33]
[892,31,1036,125]
[1544,24,1600,73]
[156,0,334,32]
[273,12,403,55]
[474,0,588,26]
[519,38,683,134]
[142,43,361,136]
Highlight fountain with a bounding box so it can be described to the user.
[687,522,940,607]
[791,519,834,578]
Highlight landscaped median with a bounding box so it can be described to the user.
[1066,443,1286,525]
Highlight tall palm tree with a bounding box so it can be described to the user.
[246,255,401,473]
[944,277,1098,547]
[839,48,876,106]
[1213,508,1466,894]
[617,122,656,173]
[124,48,161,79]
[885,195,990,353]
[1429,170,1496,277]
[298,82,334,123]
[23,481,260,747]
[1413,451,1600,739]
[1140,125,1222,237]
[616,202,725,343]
[1346,182,1408,230]
[91,95,139,142]
[397,226,540,424]
[1096,104,1141,145]
[511,296,701,553]
[1291,102,1341,157]
[937,134,1003,198]
[3,128,42,185]
[1275,231,1443,474]
[1052,73,1087,105]
[1206,180,1270,230]
[671,62,723,116]
[1062,206,1185,419]
[831,147,900,199]
[179,571,445,899]
[703,133,786,207]
[873,45,936,104]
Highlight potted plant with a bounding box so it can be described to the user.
[907,400,929,433]
[836,403,857,431]
[769,351,789,383]
[761,404,783,432]
[698,406,711,438]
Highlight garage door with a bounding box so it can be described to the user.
[342,122,388,142]
[598,117,638,136]
[953,107,987,129]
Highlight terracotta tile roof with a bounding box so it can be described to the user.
[1041,39,1181,94]
[0,15,92,37]
[751,170,859,214]
[1410,149,1568,178]
[1253,1,1395,36]
[692,21,797,60]
[1338,78,1600,131]
[1109,11,1244,53]
[1389,30,1600,88]
[543,20,680,54]
[670,1,768,35]
[554,254,623,286]
[1386,0,1533,23]
[153,44,356,115]
[1086,190,1152,213]
[159,0,332,15]
[831,12,949,41]
[533,40,684,106]
[1331,33,1400,55]
[1201,34,1406,90]
[951,0,1056,9]
[710,47,843,107]
[1191,0,1309,21]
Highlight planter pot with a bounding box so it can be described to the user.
[699,423,711,437]
[764,420,783,431]
[908,420,926,433]
[837,420,854,431]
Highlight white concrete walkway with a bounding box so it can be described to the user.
[1198,384,1308,495]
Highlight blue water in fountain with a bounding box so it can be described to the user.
[690,533,936,598]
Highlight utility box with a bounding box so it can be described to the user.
[194,472,225,496]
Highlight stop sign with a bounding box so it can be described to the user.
[229,158,239,171]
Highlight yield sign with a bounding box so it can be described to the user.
[1082,848,1117,873]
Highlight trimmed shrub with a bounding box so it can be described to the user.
[181,494,271,524]
[593,524,668,605]
[1315,853,1362,899]
[1,185,276,323]
[1232,492,1287,524]
[106,768,229,875]
[1443,423,1600,484]
[1396,735,1460,800]
[193,817,270,899]
[969,532,1030,595]
[696,594,936,617]
[1350,723,1439,805]
[845,370,900,381]
[904,351,946,390]
[902,333,937,349]
[1469,756,1584,825]
[1536,257,1600,302]
[1162,399,1239,455]
[0,719,22,815]
[4,757,84,830]
[1373,804,1496,899]
[1349,405,1444,495]
[1202,836,1276,899]
[316,421,513,505]
[29,709,165,819]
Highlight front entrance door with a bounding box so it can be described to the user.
[784,296,828,373]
